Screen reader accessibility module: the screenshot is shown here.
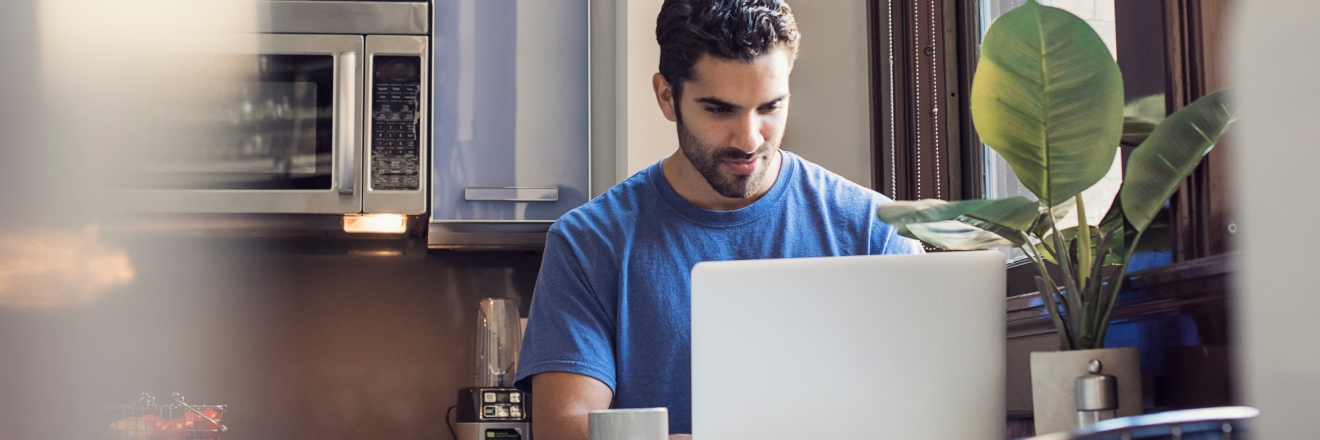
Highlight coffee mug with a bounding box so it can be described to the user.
[588,407,668,440]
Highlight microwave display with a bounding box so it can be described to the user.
[370,56,422,191]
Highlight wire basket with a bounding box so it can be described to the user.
[107,393,227,440]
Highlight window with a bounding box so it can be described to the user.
[870,0,1233,270]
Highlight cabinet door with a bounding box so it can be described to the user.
[431,0,590,223]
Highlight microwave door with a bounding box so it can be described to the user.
[110,34,364,214]
[363,35,428,215]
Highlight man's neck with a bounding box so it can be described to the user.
[660,150,784,211]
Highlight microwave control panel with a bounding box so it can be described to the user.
[370,56,422,191]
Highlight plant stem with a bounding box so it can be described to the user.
[1046,205,1083,341]
[1076,195,1092,292]
[1021,239,1073,350]
[1094,228,1146,348]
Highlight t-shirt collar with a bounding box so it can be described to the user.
[649,150,797,227]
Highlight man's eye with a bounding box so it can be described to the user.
[758,105,782,113]
[705,107,732,114]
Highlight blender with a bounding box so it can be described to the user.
[453,298,531,439]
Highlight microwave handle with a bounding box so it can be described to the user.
[336,51,357,195]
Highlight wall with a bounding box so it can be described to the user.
[779,0,875,188]
[1233,1,1320,438]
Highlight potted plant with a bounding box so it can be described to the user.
[875,0,1238,434]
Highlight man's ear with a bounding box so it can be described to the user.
[653,73,679,122]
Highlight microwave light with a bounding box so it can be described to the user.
[343,214,408,234]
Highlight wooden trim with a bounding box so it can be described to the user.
[953,0,982,200]
[871,0,961,202]
[1165,0,1236,261]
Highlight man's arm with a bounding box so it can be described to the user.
[532,372,612,440]
[531,372,691,440]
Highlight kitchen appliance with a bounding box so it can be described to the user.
[111,1,428,216]
[454,298,531,439]
[428,0,591,248]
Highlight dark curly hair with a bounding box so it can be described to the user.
[656,0,800,101]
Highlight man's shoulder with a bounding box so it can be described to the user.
[550,165,657,241]
[784,151,892,206]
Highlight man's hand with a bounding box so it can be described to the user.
[532,372,613,440]
[669,435,693,440]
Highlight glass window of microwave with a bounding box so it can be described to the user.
[117,54,335,190]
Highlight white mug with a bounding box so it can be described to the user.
[588,407,669,440]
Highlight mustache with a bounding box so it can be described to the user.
[717,144,773,161]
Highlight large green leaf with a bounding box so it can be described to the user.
[1121,90,1239,232]
[970,0,1125,207]
[963,196,1040,231]
[877,199,1005,225]
[906,221,1020,250]
[877,197,1040,250]
[1050,150,1123,231]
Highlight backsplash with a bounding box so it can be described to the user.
[0,236,540,440]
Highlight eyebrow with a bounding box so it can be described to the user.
[694,95,789,110]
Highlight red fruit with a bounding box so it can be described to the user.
[154,420,188,440]
[200,409,221,422]
[192,410,222,440]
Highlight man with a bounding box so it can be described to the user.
[513,0,923,438]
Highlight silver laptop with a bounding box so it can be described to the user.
[691,251,1006,439]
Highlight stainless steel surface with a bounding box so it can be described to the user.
[1022,406,1258,440]
[111,33,365,214]
[1074,360,1116,412]
[258,1,428,35]
[428,223,550,250]
[364,35,428,214]
[431,0,590,223]
[337,51,358,196]
[464,187,560,202]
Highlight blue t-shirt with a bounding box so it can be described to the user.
[513,151,923,434]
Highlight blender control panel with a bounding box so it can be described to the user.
[370,55,422,191]
[480,390,526,421]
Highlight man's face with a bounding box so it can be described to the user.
[670,48,791,199]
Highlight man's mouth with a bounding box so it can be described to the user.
[724,157,758,175]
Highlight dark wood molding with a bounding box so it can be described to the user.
[953,0,982,200]
[1165,0,1236,262]
[870,0,962,202]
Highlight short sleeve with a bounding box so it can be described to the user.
[870,198,926,255]
[513,230,619,394]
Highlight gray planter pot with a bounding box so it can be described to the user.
[1030,347,1141,435]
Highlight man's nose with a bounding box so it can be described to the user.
[730,113,765,154]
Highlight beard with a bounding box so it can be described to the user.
[676,121,777,199]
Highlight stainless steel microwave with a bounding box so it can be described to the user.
[111,1,429,216]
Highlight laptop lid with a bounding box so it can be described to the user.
[690,251,1006,439]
